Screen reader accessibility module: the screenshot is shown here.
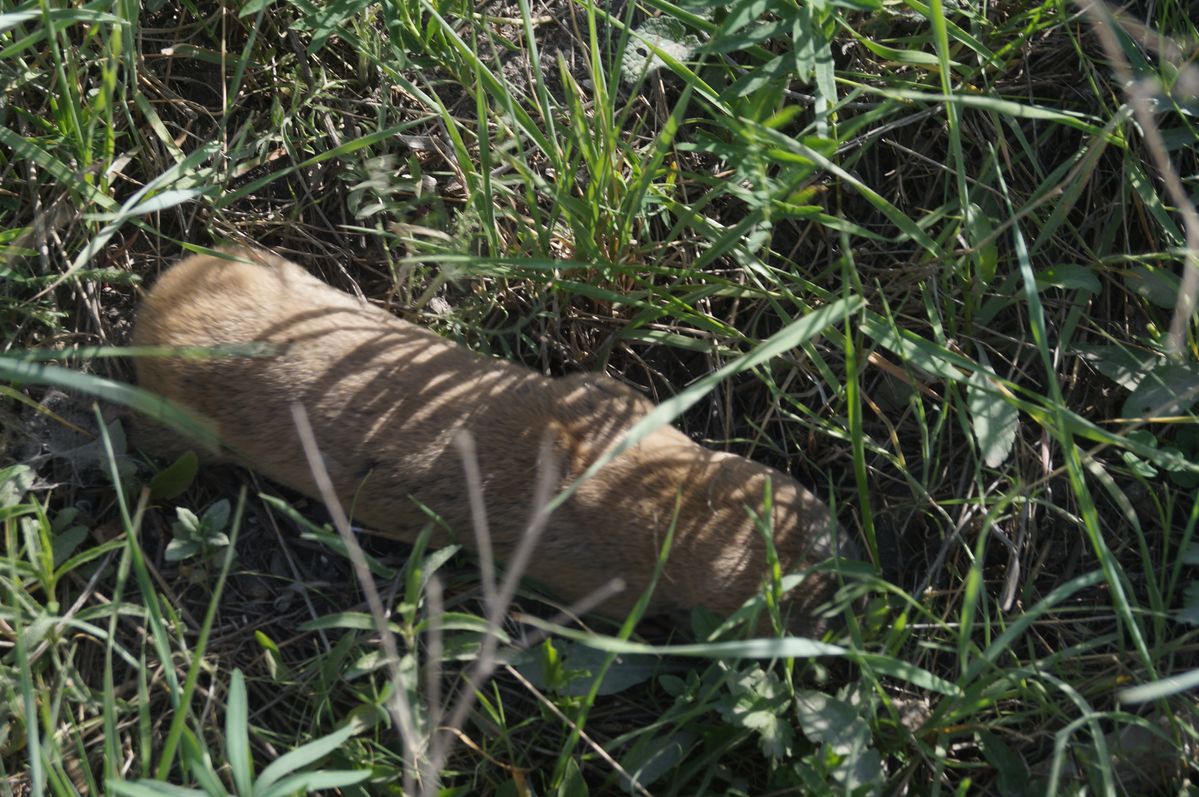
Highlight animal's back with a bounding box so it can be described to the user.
[133,249,549,538]
[133,248,845,631]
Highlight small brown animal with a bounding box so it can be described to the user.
[133,248,845,632]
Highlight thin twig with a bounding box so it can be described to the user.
[289,403,420,795]
[425,431,559,785]
[504,664,654,797]
[1078,0,1199,355]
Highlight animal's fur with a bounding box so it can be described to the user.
[132,248,844,631]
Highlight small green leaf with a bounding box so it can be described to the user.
[1163,448,1199,487]
[0,464,35,508]
[163,539,199,562]
[52,525,90,567]
[794,690,870,756]
[658,673,687,697]
[148,451,198,501]
[1121,430,1159,477]
[967,367,1019,468]
[173,507,200,536]
[622,17,702,85]
[239,0,272,15]
[256,631,294,681]
[201,499,231,536]
[558,757,588,797]
[1117,450,1155,474]
[718,668,795,759]
[794,689,882,791]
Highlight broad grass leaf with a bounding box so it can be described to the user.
[254,771,371,797]
[555,295,862,512]
[1075,343,1162,390]
[977,729,1030,797]
[968,369,1018,468]
[254,716,365,792]
[859,315,963,381]
[301,0,373,54]
[520,614,848,658]
[1121,363,1199,418]
[85,189,206,220]
[107,782,207,797]
[0,11,39,32]
[851,32,948,66]
[514,641,660,697]
[1124,264,1181,309]
[301,612,404,635]
[705,18,787,53]
[0,356,221,451]
[238,0,271,16]
[714,0,774,37]
[126,188,205,217]
[179,728,227,796]
[0,126,118,210]
[1035,264,1101,294]
[1119,664,1199,703]
[414,611,507,638]
[1177,582,1199,626]
[259,494,396,578]
[1125,159,1184,245]
[966,203,998,285]
[226,670,252,796]
[726,53,793,98]
[618,729,696,793]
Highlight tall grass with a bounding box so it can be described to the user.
[2,0,1198,793]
